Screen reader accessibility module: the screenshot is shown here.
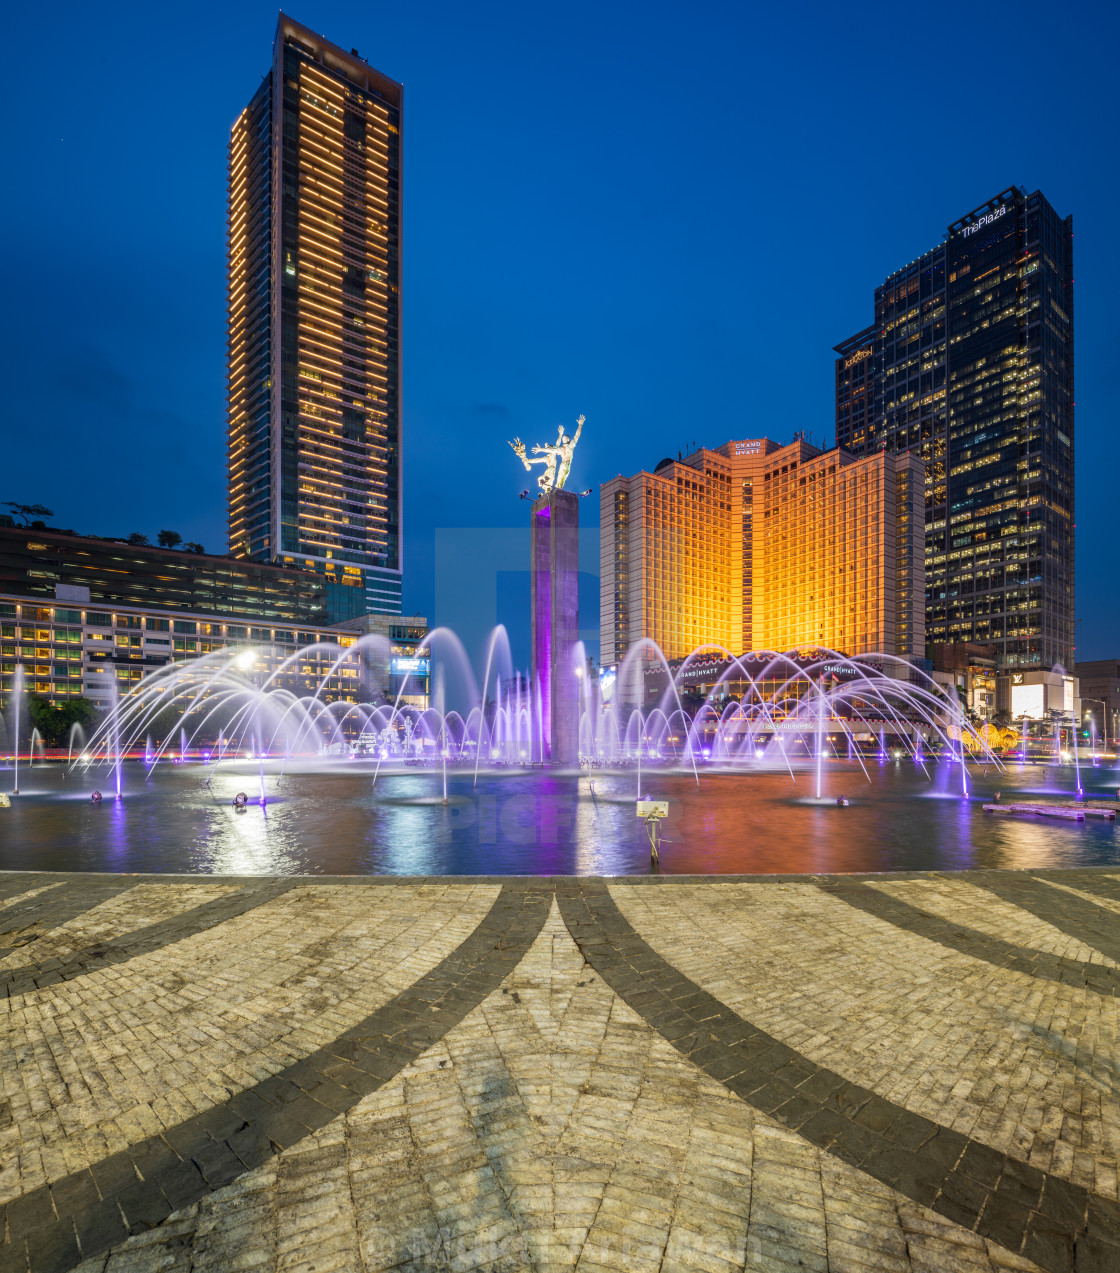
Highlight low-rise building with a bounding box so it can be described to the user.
[996,667,1079,722]
[0,525,367,629]
[0,595,369,715]
[331,614,430,710]
[928,643,997,719]
[0,526,431,719]
[1073,659,1120,747]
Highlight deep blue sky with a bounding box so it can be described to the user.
[3,0,1117,660]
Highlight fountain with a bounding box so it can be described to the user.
[61,635,998,798]
[9,664,22,795]
[108,679,123,800]
[30,622,1120,878]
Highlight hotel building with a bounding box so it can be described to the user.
[834,187,1074,669]
[228,15,403,615]
[600,438,924,666]
[753,441,924,658]
[601,447,745,666]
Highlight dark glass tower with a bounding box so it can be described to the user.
[228,14,403,616]
[835,188,1074,670]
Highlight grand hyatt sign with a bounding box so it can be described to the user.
[960,204,1008,238]
[661,655,886,683]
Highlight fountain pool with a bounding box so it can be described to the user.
[1,758,1116,876]
[3,635,1114,875]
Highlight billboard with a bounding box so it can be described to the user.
[1011,682,1045,720]
[391,656,430,676]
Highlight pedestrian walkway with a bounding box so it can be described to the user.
[0,868,1117,1271]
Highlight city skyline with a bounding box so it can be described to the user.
[2,0,1117,661]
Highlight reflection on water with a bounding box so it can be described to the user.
[0,759,1117,876]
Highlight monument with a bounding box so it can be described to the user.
[510,417,584,764]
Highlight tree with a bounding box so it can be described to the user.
[184,541,206,554]
[27,694,98,749]
[4,502,54,526]
[157,530,182,548]
[127,532,150,546]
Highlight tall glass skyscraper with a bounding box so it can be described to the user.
[228,14,402,615]
[835,188,1074,671]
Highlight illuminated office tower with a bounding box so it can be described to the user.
[834,188,1074,669]
[600,437,924,665]
[228,14,402,616]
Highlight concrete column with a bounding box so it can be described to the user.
[531,489,580,765]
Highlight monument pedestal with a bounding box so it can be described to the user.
[531,488,580,765]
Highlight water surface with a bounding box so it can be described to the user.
[2,758,1117,876]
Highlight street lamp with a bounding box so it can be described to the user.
[1081,696,1107,749]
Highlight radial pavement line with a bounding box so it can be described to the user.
[971,873,1120,966]
[0,877,61,907]
[1054,872,1120,904]
[0,880,137,959]
[0,879,302,998]
[817,880,1120,995]
[0,879,553,1273]
[554,879,1120,1273]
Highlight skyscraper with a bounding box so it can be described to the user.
[835,188,1074,670]
[228,14,402,617]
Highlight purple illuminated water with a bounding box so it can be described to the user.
[1,759,1115,876]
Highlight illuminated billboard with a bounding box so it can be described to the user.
[391,656,430,676]
[599,667,617,703]
[1011,683,1045,720]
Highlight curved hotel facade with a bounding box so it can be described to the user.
[600,438,924,666]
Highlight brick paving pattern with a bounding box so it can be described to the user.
[0,868,1116,1271]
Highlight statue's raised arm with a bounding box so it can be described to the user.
[508,414,585,493]
[554,414,585,491]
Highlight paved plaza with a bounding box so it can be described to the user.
[0,870,1118,1271]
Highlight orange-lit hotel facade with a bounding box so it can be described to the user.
[228,15,402,616]
[600,439,924,666]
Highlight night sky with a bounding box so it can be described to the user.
[3,1,1117,663]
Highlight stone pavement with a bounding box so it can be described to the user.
[0,870,1117,1271]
